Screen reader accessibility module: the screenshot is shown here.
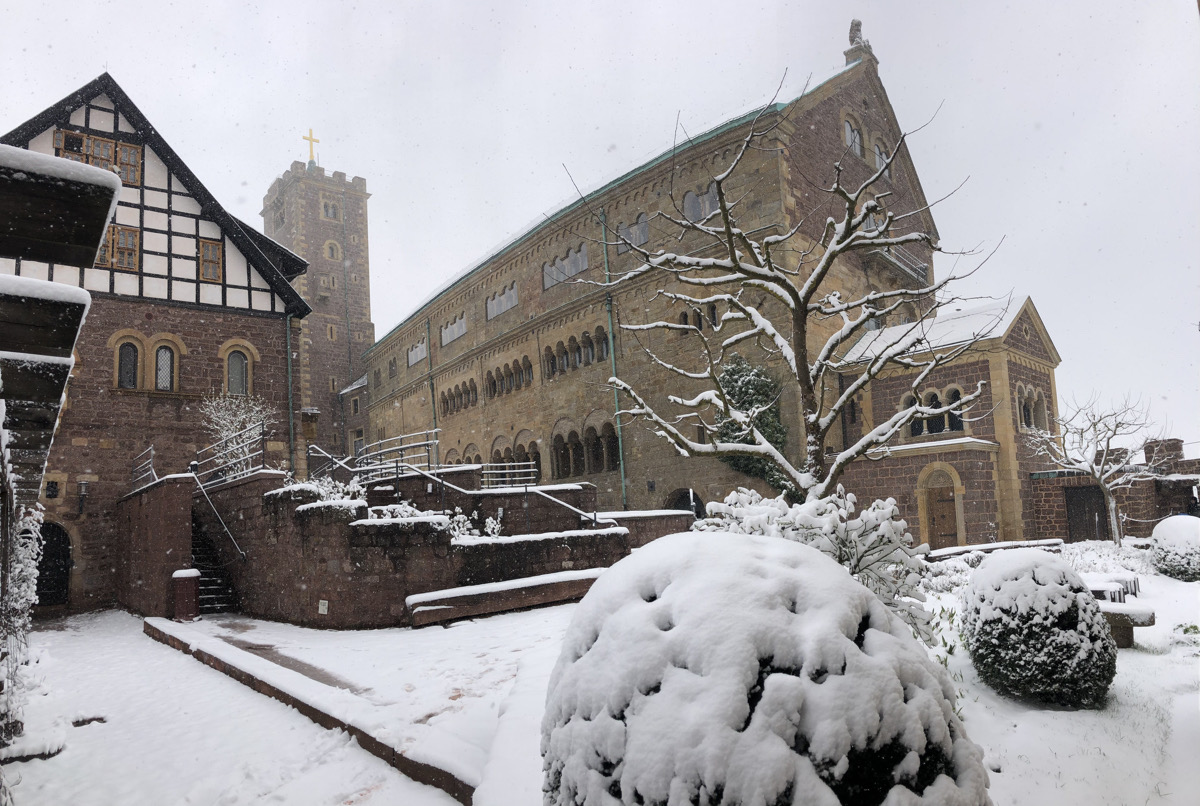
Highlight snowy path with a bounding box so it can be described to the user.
[5,611,458,806]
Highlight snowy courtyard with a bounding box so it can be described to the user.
[0,540,1196,805]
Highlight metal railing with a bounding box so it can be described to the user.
[867,244,929,284]
[480,461,539,488]
[354,430,439,483]
[131,446,157,491]
[305,444,355,480]
[194,421,267,489]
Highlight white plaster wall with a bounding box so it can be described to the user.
[143,148,169,189]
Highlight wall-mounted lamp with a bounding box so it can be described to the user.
[77,480,90,513]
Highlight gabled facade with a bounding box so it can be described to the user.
[838,297,1062,547]
[0,74,310,612]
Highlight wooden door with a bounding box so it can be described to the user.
[927,486,959,550]
[36,522,72,606]
[1065,486,1109,543]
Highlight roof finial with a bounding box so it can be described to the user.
[849,19,863,46]
[844,19,875,66]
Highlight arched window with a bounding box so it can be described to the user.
[469,380,478,405]
[582,334,595,365]
[529,444,542,482]
[327,242,341,261]
[596,328,609,360]
[556,343,569,373]
[601,423,620,472]
[844,120,863,157]
[708,303,718,328]
[227,350,248,396]
[874,143,890,179]
[925,392,945,434]
[679,311,690,328]
[1022,400,1033,429]
[568,337,582,368]
[584,427,603,474]
[512,360,523,389]
[568,431,585,476]
[117,342,139,389]
[905,395,923,437]
[486,371,497,398]
[522,357,533,386]
[552,435,569,480]
[545,347,556,378]
[1033,393,1048,431]
[948,389,964,432]
[154,345,174,391]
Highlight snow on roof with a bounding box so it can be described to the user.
[866,436,999,456]
[0,143,121,192]
[0,272,92,308]
[371,59,865,351]
[339,374,367,395]
[841,296,1025,364]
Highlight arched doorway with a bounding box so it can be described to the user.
[664,488,705,520]
[917,465,964,550]
[36,522,72,607]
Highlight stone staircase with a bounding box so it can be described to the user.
[190,526,237,614]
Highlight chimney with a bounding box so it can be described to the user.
[1144,438,1184,469]
[844,19,876,66]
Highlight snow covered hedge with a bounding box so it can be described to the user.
[1150,515,1200,582]
[961,549,1116,708]
[697,487,930,642]
[542,532,990,806]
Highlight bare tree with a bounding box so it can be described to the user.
[1026,396,1159,543]
[605,109,1000,503]
[197,394,279,478]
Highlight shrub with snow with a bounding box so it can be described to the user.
[542,532,990,806]
[697,487,931,641]
[1150,515,1200,582]
[960,549,1115,708]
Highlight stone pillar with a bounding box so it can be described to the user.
[172,569,201,622]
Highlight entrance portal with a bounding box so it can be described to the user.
[664,488,706,520]
[1065,486,1109,543]
[919,466,962,551]
[36,522,72,606]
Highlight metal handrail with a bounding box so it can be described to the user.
[195,421,266,489]
[131,446,157,491]
[479,461,539,488]
[189,472,246,561]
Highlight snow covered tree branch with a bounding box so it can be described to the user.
[606,114,1000,502]
[1025,396,1161,543]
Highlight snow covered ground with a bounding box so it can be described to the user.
[4,541,1197,805]
[3,611,458,806]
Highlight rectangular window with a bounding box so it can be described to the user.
[351,396,360,415]
[407,339,427,367]
[199,238,222,282]
[486,282,519,319]
[100,225,139,271]
[54,130,140,185]
[373,369,382,388]
[353,429,365,456]
[440,314,466,346]
[328,324,337,341]
[542,245,588,290]
[388,357,397,377]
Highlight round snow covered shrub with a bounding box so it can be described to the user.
[1150,515,1200,581]
[542,532,990,806]
[961,549,1115,708]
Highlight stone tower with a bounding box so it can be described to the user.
[262,160,375,455]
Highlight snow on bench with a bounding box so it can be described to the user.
[1080,571,1141,601]
[927,538,1064,561]
[405,567,606,628]
[1098,600,1156,648]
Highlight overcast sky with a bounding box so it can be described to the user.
[3,1,1197,454]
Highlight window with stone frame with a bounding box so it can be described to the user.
[117,342,139,389]
[843,120,863,157]
[388,357,398,377]
[154,345,174,392]
[227,350,249,396]
[683,183,719,223]
[873,143,891,179]
[199,238,222,282]
[617,213,649,254]
[351,396,360,415]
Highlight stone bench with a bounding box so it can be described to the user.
[405,567,605,628]
[1098,601,1156,648]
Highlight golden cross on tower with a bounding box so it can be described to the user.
[303,128,319,162]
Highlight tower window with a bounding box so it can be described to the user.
[844,120,863,157]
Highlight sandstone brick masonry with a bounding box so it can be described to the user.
[183,473,687,629]
[113,475,193,617]
[39,295,301,612]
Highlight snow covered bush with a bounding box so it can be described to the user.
[1150,515,1200,582]
[960,549,1116,708]
[542,532,990,806]
[697,487,931,641]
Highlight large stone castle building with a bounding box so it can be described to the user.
[359,31,957,517]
